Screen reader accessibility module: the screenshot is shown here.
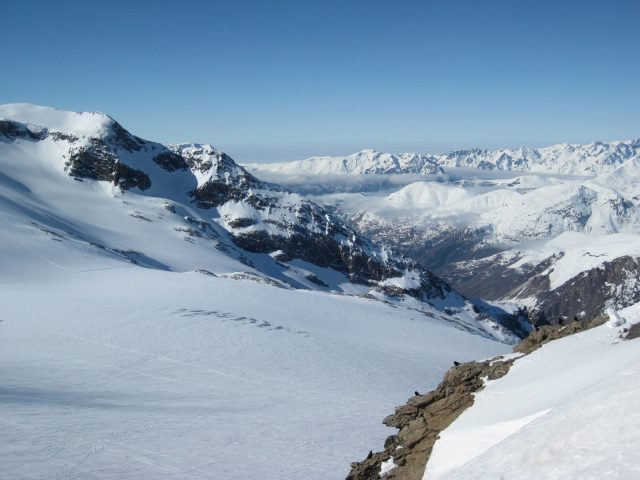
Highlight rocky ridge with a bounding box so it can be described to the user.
[346,314,610,480]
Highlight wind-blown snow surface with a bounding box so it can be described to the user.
[424,304,640,480]
[0,266,507,480]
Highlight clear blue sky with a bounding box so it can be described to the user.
[2,0,639,162]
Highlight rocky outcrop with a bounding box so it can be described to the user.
[346,358,514,480]
[65,139,151,191]
[513,314,607,354]
[105,119,147,152]
[153,151,188,172]
[0,119,47,141]
[346,315,608,480]
[176,146,268,208]
[522,256,640,326]
[626,322,640,340]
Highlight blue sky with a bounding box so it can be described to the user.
[2,0,639,162]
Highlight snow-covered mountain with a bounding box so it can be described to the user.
[247,149,444,175]
[330,166,640,324]
[252,138,640,326]
[0,104,516,479]
[247,138,640,177]
[0,103,527,340]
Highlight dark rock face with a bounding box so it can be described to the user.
[185,153,267,208]
[442,252,561,300]
[235,229,396,285]
[0,116,153,191]
[626,322,640,340]
[0,120,47,141]
[346,357,515,480]
[153,151,189,172]
[106,119,146,152]
[514,315,607,354]
[346,315,608,480]
[65,139,151,191]
[525,256,640,326]
[113,162,152,191]
[442,253,640,328]
[190,181,253,208]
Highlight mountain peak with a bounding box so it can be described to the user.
[0,103,115,138]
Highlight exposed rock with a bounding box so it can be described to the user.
[523,256,640,326]
[626,322,640,340]
[0,119,47,141]
[113,162,152,191]
[153,151,188,172]
[105,119,146,152]
[347,312,608,480]
[346,358,515,480]
[225,217,257,229]
[190,181,253,208]
[513,314,608,354]
[305,273,329,287]
[65,139,151,191]
[50,131,79,142]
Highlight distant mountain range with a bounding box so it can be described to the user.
[246,137,640,326]
[247,138,640,176]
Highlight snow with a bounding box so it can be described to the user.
[0,267,507,480]
[387,182,470,209]
[246,149,443,176]
[246,138,640,177]
[0,103,112,137]
[424,303,640,480]
[380,457,397,477]
[379,270,423,290]
[510,232,640,289]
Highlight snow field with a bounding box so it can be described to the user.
[424,303,640,479]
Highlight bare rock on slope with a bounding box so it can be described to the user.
[346,358,514,480]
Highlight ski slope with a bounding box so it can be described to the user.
[424,303,640,480]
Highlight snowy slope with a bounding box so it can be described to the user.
[0,266,508,480]
[509,232,640,291]
[424,304,640,479]
[247,138,640,177]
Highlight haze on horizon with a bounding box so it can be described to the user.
[2,0,639,163]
